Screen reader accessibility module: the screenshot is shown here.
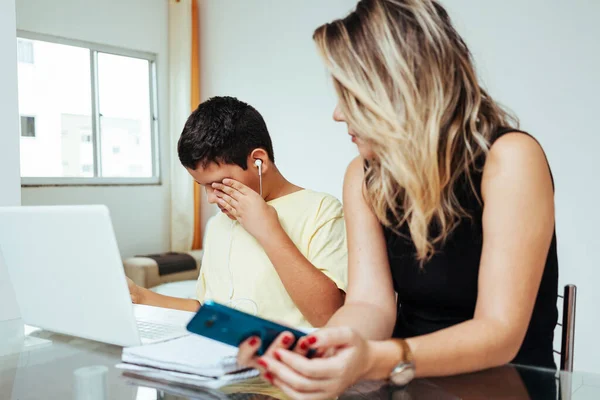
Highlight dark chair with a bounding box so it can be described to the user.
[555,284,577,400]
[555,284,577,372]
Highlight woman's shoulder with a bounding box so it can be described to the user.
[486,131,549,173]
[482,130,554,200]
[342,156,367,204]
[490,129,543,151]
[345,156,366,180]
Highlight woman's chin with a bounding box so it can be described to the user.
[356,146,376,160]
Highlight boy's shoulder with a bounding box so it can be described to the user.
[204,212,231,234]
[273,189,343,222]
[303,190,343,215]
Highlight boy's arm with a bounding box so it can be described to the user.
[127,277,200,312]
[212,179,346,327]
[258,224,345,327]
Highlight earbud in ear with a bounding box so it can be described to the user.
[254,159,263,196]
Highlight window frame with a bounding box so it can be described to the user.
[18,31,161,187]
[17,38,35,64]
[19,115,37,138]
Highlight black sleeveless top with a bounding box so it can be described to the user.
[385,129,559,369]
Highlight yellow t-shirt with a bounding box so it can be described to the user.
[197,189,347,329]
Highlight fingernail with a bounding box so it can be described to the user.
[265,372,274,382]
[257,359,268,369]
[307,336,317,345]
[300,341,308,350]
[274,351,281,361]
[282,335,292,346]
[249,337,258,346]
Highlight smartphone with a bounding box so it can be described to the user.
[186,300,307,355]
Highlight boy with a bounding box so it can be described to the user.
[128,97,347,328]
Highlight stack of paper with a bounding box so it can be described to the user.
[117,363,259,390]
[119,334,258,387]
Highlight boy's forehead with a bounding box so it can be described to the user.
[191,162,247,185]
[200,161,231,174]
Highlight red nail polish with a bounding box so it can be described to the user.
[274,351,281,361]
[300,341,308,350]
[282,335,292,346]
[248,337,258,346]
[257,359,268,369]
[265,372,274,382]
[308,336,317,345]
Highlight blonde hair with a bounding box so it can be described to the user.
[314,0,517,262]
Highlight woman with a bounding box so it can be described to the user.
[238,0,558,398]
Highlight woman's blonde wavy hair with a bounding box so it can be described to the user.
[314,0,517,262]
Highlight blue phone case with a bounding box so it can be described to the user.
[186,300,307,355]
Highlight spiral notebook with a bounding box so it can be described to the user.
[121,334,255,378]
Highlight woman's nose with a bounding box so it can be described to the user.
[333,103,346,122]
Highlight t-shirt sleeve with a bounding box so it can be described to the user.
[306,196,348,291]
[195,216,214,303]
[196,268,207,303]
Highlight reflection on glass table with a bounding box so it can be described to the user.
[1,324,598,400]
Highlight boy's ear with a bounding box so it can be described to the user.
[249,149,270,174]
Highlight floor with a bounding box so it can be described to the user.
[568,371,600,399]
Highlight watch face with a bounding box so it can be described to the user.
[390,364,415,386]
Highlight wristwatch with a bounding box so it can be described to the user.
[389,339,415,386]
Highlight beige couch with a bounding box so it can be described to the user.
[123,250,203,297]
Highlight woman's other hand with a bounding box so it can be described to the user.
[251,327,378,400]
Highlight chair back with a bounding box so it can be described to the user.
[557,284,577,372]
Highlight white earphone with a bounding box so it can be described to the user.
[254,159,263,196]
[221,158,264,316]
[225,219,258,315]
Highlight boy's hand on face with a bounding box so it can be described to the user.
[212,179,281,242]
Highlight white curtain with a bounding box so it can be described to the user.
[169,0,194,252]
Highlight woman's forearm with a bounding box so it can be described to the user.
[326,302,396,340]
[367,318,520,379]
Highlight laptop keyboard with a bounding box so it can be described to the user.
[136,320,187,342]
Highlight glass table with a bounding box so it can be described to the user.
[1,324,597,399]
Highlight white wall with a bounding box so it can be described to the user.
[0,0,23,324]
[442,0,600,374]
[1,0,21,207]
[16,0,170,258]
[199,0,358,224]
[201,0,600,372]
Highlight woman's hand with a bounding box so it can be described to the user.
[237,329,314,370]
[212,179,281,242]
[246,327,376,400]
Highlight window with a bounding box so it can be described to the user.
[20,116,36,137]
[17,32,159,185]
[17,39,34,64]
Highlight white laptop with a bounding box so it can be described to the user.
[0,205,192,346]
